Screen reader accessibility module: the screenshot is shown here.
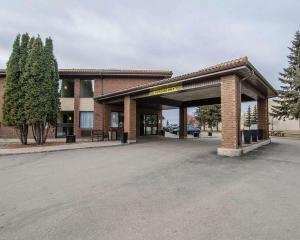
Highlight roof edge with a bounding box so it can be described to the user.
[0,69,173,78]
[94,56,277,101]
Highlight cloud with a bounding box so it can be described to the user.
[0,0,299,90]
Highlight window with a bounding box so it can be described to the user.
[59,79,74,97]
[80,111,94,128]
[56,111,74,137]
[80,80,94,98]
[111,112,124,128]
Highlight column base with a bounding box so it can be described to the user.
[127,139,137,144]
[217,147,242,157]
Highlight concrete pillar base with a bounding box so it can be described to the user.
[217,147,242,157]
[127,140,137,144]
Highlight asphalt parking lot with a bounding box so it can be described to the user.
[0,137,300,240]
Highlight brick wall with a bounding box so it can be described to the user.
[124,96,136,141]
[220,75,241,149]
[102,77,161,94]
[1,75,164,139]
[257,98,269,139]
[73,79,81,137]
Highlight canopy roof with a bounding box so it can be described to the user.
[94,57,277,102]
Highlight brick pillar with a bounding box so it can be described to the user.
[93,79,103,130]
[94,101,103,130]
[257,98,269,139]
[220,75,241,149]
[103,103,111,136]
[74,79,81,137]
[158,110,163,132]
[124,96,136,142]
[179,106,187,139]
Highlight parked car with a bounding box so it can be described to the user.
[172,125,180,135]
[187,125,200,135]
[168,124,178,134]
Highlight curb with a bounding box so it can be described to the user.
[0,142,122,156]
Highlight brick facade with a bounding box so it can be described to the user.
[0,73,166,139]
[73,79,81,137]
[124,96,137,141]
[257,98,269,139]
[220,75,241,149]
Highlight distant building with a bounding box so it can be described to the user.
[241,99,299,132]
[268,99,299,131]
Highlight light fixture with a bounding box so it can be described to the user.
[64,85,68,90]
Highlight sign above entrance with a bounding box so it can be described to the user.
[149,84,183,96]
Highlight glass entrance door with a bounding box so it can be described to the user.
[141,114,158,136]
[56,111,74,137]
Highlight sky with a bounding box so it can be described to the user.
[0,0,299,124]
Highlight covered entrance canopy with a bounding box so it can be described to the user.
[94,57,277,156]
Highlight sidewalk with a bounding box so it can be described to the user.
[0,141,122,156]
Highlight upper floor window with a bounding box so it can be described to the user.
[80,80,94,98]
[59,79,74,98]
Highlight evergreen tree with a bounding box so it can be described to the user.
[24,36,60,144]
[41,37,60,143]
[272,31,300,125]
[3,34,21,127]
[3,34,60,145]
[17,33,30,144]
[244,105,252,130]
[2,34,30,144]
[166,120,170,126]
[24,36,47,144]
[251,105,257,126]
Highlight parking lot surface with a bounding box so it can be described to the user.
[0,137,300,240]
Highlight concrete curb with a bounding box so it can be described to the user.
[217,139,272,157]
[242,139,271,154]
[0,141,122,156]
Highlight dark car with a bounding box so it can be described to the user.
[187,125,200,135]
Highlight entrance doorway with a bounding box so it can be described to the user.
[56,111,74,137]
[140,114,158,136]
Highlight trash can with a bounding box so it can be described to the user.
[243,130,252,144]
[66,135,76,143]
[208,132,212,136]
[251,129,258,142]
[160,130,165,136]
[193,132,199,137]
[257,129,263,140]
[121,132,128,143]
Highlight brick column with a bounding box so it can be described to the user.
[93,79,103,130]
[74,79,81,137]
[158,110,163,132]
[103,103,111,136]
[257,98,269,139]
[179,106,187,139]
[220,75,241,149]
[124,96,136,142]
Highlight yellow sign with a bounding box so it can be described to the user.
[149,85,183,96]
